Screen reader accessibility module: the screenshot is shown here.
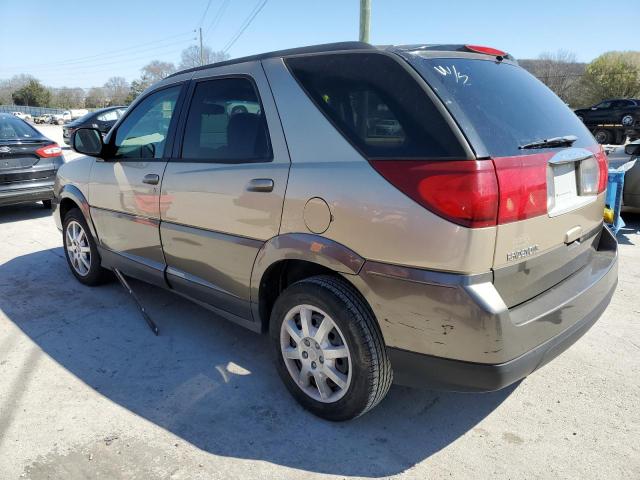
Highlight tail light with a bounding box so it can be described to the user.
[595,147,608,193]
[370,160,499,228]
[35,143,62,158]
[492,154,548,224]
[372,149,604,228]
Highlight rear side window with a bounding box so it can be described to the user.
[97,110,119,122]
[181,77,272,163]
[286,53,465,159]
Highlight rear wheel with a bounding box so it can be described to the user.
[593,129,612,144]
[63,208,111,285]
[270,275,392,421]
[622,114,635,127]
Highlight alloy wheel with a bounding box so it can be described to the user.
[65,220,91,276]
[279,304,352,403]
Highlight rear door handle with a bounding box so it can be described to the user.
[142,174,160,185]
[247,178,274,192]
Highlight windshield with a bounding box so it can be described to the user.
[0,115,41,141]
[404,55,595,157]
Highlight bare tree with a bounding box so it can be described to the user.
[141,60,176,84]
[179,45,229,70]
[0,74,37,104]
[51,87,85,108]
[103,77,130,106]
[85,87,108,108]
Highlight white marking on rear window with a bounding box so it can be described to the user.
[433,65,470,85]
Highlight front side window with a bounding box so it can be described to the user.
[181,77,272,162]
[114,86,180,159]
[286,52,465,159]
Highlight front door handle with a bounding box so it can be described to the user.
[247,178,274,192]
[142,174,160,185]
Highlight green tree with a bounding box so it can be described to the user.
[583,51,640,103]
[11,79,51,106]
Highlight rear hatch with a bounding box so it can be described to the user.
[403,51,607,307]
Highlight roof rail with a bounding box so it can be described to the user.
[166,41,374,78]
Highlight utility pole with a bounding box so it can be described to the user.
[359,0,370,43]
[199,27,204,66]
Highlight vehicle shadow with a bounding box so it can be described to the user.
[0,203,52,224]
[0,247,514,478]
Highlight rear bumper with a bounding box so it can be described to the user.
[388,267,615,391]
[352,225,618,391]
[0,185,54,207]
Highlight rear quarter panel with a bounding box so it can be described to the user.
[262,58,496,274]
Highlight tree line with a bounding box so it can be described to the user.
[2,48,639,110]
[0,45,228,109]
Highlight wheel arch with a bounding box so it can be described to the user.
[57,184,98,239]
[250,233,366,332]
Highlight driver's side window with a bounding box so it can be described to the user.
[114,86,180,159]
[595,101,612,109]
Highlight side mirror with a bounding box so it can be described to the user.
[72,127,105,157]
[624,143,640,157]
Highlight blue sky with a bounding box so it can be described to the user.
[2,0,639,88]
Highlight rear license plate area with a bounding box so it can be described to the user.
[548,161,593,217]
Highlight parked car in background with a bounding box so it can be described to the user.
[52,109,89,125]
[0,113,64,208]
[34,114,53,124]
[12,112,32,122]
[62,106,126,146]
[56,42,617,421]
[607,140,640,210]
[575,99,640,144]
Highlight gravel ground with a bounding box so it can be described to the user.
[0,128,639,479]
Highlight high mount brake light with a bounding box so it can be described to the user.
[35,143,62,158]
[465,45,508,57]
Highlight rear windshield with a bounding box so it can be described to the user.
[404,55,595,157]
[286,52,466,159]
[0,115,41,141]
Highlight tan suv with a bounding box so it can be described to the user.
[54,42,618,421]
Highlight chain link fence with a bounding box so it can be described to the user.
[0,105,66,116]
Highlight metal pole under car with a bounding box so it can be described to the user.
[113,269,159,336]
[360,0,371,43]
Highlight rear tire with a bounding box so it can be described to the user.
[593,129,612,144]
[63,208,111,286]
[270,275,392,421]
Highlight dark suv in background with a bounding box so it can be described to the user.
[62,106,126,146]
[0,113,64,208]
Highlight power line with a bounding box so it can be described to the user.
[204,0,231,42]
[222,0,268,53]
[197,0,214,27]
[4,32,194,70]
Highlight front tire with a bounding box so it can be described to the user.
[63,208,111,285]
[270,275,392,421]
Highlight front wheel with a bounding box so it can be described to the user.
[270,275,392,421]
[63,208,111,285]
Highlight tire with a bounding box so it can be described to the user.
[62,208,111,286]
[42,199,52,209]
[593,129,612,144]
[622,114,634,127]
[270,275,392,421]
